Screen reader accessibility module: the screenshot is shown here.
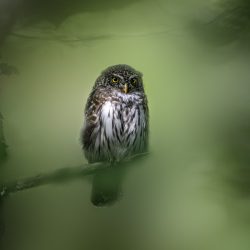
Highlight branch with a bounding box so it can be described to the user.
[9,30,172,44]
[0,152,148,198]
[10,32,113,43]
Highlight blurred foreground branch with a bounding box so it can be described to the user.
[0,152,147,239]
[10,30,172,44]
[0,152,148,198]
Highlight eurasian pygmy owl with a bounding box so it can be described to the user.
[82,64,149,206]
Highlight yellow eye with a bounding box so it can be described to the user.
[131,78,137,85]
[111,77,119,83]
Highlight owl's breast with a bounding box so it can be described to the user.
[92,98,147,161]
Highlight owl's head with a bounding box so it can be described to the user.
[95,64,144,94]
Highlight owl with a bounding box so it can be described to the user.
[82,64,149,206]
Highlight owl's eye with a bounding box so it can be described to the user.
[131,78,137,85]
[111,77,119,83]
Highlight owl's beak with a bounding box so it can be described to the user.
[123,83,128,94]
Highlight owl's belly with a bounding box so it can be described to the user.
[92,100,147,161]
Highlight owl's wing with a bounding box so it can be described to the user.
[143,96,150,152]
[82,88,106,162]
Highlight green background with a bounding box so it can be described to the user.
[0,0,250,249]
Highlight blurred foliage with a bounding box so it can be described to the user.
[191,0,250,46]
[0,113,7,165]
[0,0,21,47]
[0,198,4,239]
[0,0,143,58]
[0,63,18,76]
[0,0,142,31]
[0,0,249,47]
[218,118,250,196]
[0,61,16,166]
[20,0,142,26]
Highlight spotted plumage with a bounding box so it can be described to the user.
[82,64,149,206]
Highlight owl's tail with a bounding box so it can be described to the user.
[91,168,123,206]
